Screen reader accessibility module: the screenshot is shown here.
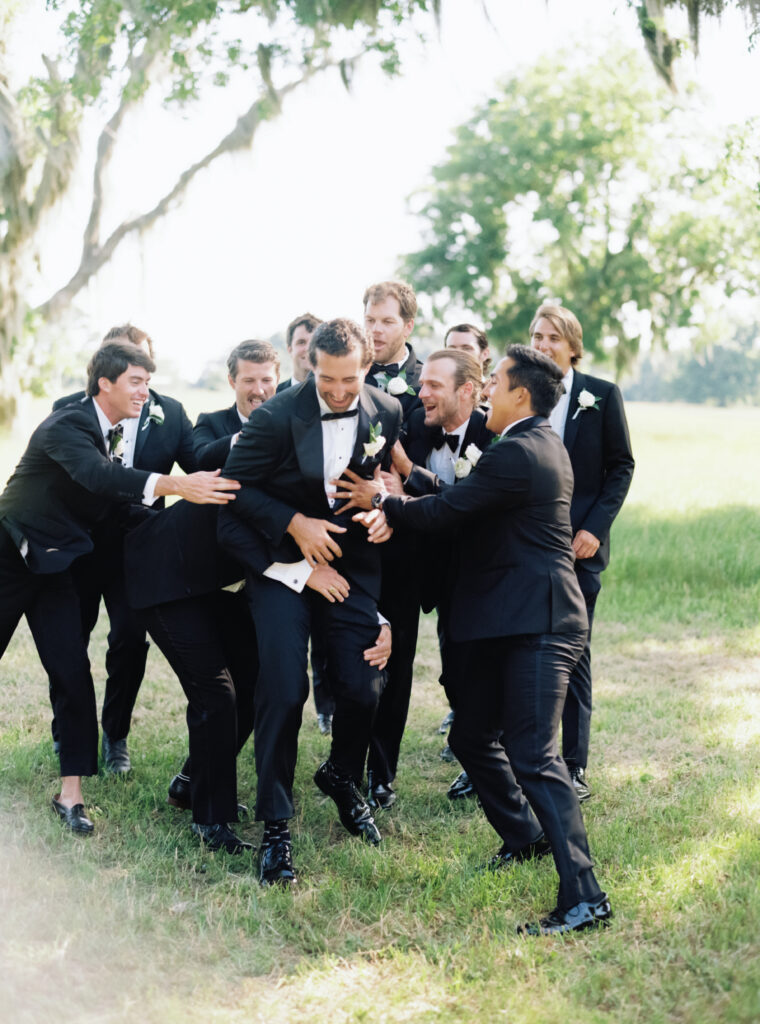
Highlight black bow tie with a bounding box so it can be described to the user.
[321,408,359,421]
[432,429,460,453]
[370,362,400,379]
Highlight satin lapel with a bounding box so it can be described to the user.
[132,390,154,464]
[562,371,584,456]
[351,388,378,466]
[292,380,324,486]
[85,396,109,457]
[226,404,242,433]
[460,412,482,453]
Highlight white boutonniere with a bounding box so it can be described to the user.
[109,434,125,461]
[376,369,415,397]
[363,421,386,459]
[142,400,165,430]
[572,389,601,420]
[454,443,483,479]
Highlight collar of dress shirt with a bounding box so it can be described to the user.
[562,366,574,398]
[93,396,122,439]
[501,415,533,437]
[237,407,249,425]
[379,345,411,374]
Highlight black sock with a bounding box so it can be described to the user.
[262,819,291,845]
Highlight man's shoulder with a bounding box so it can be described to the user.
[361,383,403,419]
[52,389,87,411]
[146,388,190,420]
[276,378,292,393]
[573,370,619,398]
[197,403,237,424]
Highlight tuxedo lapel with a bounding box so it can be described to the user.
[132,390,154,464]
[291,380,325,486]
[225,404,242,434]
[562,372,584,457]
[83,395,109,457]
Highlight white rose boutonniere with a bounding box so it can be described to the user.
[572,389,601,420]
[363,421,386,460]
[143,400,165,429]
[113,437,126,461]
[376,369,415,397]
[454,444,483,479]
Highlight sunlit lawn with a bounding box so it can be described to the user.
[1,398,759,1023]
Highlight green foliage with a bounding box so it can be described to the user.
[401,45,760,374]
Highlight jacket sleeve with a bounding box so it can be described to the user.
[580,384,634,540]
[193,413,237,470]
[173,401,199,474]
[40,416,150,500]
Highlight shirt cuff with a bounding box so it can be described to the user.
[142,472,160,506]
[264,558,312,593]
[377,611,390,627]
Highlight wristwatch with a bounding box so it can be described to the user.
[371,492,385,510]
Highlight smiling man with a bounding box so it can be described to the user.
[374,345,612,936]
[0,342,238,834]
[218,318,402,886]
[363,280,423,421]
[530,304,634,802]
[277,313,323,392]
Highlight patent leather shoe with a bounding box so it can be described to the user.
[518,895,613,936]
[259,838,297,887]
[52,797,94,835]
[447,770,475,800]
[314,760,381,844]
[367,771,396,810]
[167,773,248,819]
[488,833,552,870]
[568,765,591,803]
[102,733,131,774]
[190,822,253,854]
[438,709,454,734]
[317,713,333,736]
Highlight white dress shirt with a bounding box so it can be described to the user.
[548,367,574,441]
[93,399,159,505]
[426,419,469,485]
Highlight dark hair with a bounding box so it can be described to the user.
[309,318,374,368]
[529,304,584,364]
[425,348,483,406]
[286,313,323,349]
[444,322,491,372]
[102,323,154,360]
[504,344,564,418]
[362,280,418,322]
[87,342,156,396]
[227,340,281,380]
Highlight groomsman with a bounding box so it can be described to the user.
[52,323,198,774]
[218,318,401,886]
[193,340,281,469]
[277,313,323,392]
[377,346,612,935]
[363,280,423,419]
[444,323,492,373]
[530,305,634,801]
[333,349,493,809]
[0,342,238,833]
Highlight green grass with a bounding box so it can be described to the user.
[1,400,759,1022]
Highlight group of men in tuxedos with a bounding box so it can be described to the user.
[0,279,633,935]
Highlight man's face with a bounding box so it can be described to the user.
[364,296,413,365]
[419,357,467,431]
[482,357,525,434]
[446,330,489,368]
[530,317,574,374]
[230,359,279,417]
[288,324,313,379]
[313,347,367,413]
[98,365,151,422]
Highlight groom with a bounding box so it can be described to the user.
[218,317,401,886]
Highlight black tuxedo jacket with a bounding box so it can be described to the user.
[384,417,587,643]
[0,400,150,574]
[193,403,244,470]
[563,371,634,574]
[124,501,247,609]
[54,388,197,478]
[218,378,402,601]
[366,345,423,422]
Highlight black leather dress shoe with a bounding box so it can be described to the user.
[314,760,381,844]
[439,744,457,763]
[518,895,613,936]
[52,797,94,835]
[259,838,297,887]
[367,771,397,810]
[438,709,455,734]
[167,773,248,819]
[488,833,552,870]
[447,770,475,800]
[102,733,131,774]
[568,765,591,803]
[317,713,333,736]
[191,822,253,854]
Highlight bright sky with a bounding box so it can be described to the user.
[10,0,760,379]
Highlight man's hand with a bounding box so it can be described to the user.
[390,439,413,479]
[353,508,393,544]
[286,511,346,567]
[156,470,240,505]
[305,565,350,603]
[572,529,600,559]
[381,467,405,496]
[330,466,385,513]
[364,623,392,670]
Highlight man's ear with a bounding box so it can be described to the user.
[228,374,236,391]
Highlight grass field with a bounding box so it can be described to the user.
[1,398,759,1023]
